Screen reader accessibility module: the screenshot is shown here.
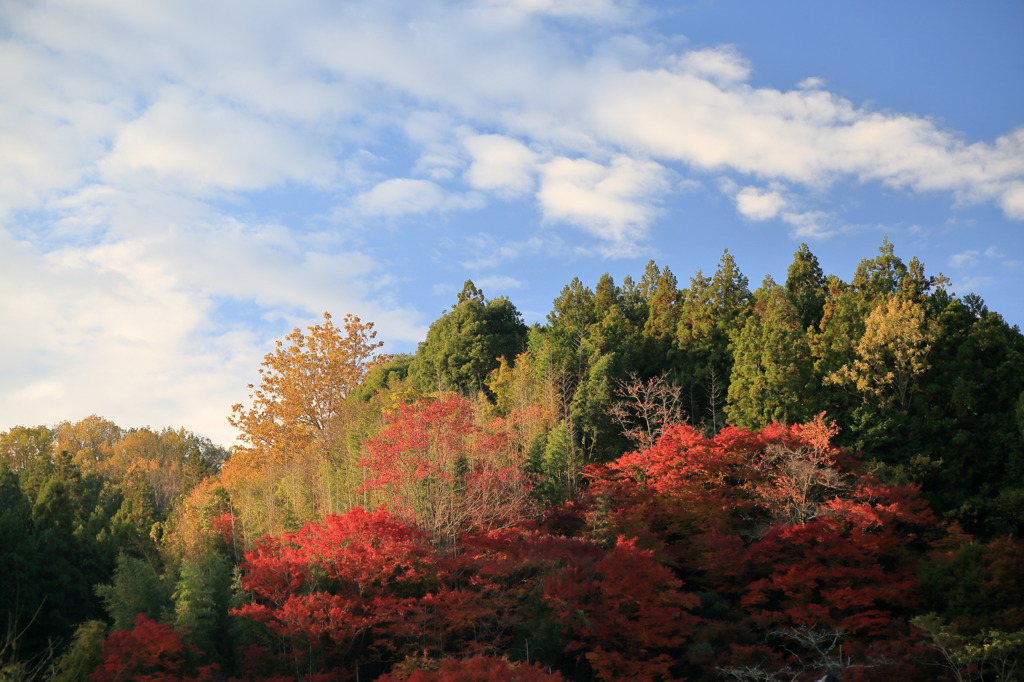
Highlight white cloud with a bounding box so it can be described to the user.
[949,250,980,269]
[674,46,751,85]
[538,156,668,247]
[101,87,336,194]
[950,246,1009,271]
[475,275,526,292]
[781,210,834,239]
[0,227,250,444]
[355,178,483,217]
[479,0,630,22]
[460,234,556,269]
[735,186,787,220]
[952,275,995,294]
[586,62,1024,215]
[464,134,539,197]
[797,77,826,90]
[1000,181,1024,219]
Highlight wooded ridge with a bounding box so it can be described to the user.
[2,241,1022,680]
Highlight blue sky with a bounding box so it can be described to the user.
[2,0,1022,446]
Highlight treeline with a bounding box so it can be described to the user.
[389,239,1023,534]
[1,240,1023,680]
[0,420,227,677]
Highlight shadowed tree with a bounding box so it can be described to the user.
[784,243,826,332]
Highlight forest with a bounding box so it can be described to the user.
[2,240,1023,681]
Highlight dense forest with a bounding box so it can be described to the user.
[2,241,1023,681]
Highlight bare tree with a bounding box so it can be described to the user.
[610,372,687,448]
[752,442,850,524]
[719,626,888,682]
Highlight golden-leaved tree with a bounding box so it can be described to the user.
[223,313,384,539]
[826,296,936,413]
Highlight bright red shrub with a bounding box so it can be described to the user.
[90,614,218,682]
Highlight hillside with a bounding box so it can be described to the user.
[2,241,1022,681]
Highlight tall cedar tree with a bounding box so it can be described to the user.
[410,281,528,396]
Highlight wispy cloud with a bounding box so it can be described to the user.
[355,179,483,217]
[475,275,526,292]
[460,234,557,270]
[100,87,336,195]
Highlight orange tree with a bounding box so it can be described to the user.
[223,312,384,538]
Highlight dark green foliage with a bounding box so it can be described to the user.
[96,553,170,631]
[52,620,107,682]
[726,277,822,429]
[0,465,45,658]
[27,453,114,650]
[917,536,1024,638]
[674,251,752,431]
[173,550,235,664]
[900,294,1024,532]
[784,242,826,331]
[570,352,618,461]
[109,467,160,559]
[411,281,528,395]
[851,236,908,300]
[173,429,230,487]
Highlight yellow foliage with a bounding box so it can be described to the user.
[826,296,936,411]
[222,312,384,539]
[229,312,382,464]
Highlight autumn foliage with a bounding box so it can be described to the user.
[226,504,699,680]
[579,416,946,678]
[360,394,535,544]
[8,245,1024,681]
[76,398,1005,681]
[90,614,219,682]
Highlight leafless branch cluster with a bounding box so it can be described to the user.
[610,372,687,448]
[751,442,851,524]
[718,626,889,682]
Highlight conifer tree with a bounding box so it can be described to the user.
[784,243,826,331]
[727,277,820,429]
[411,281,528,395]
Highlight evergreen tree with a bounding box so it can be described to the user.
[903,293,1024,532]
[109,464,160,559]
[850,236,908,301]
[784,243,826,331]
[95,553,170,631]
[29,453,112,651]
[173,549,234,664]
[0,466,44,657]
[675,250,751,430]
[411,281,528,395]
[727,276,821,429]
[570,352,617,462]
